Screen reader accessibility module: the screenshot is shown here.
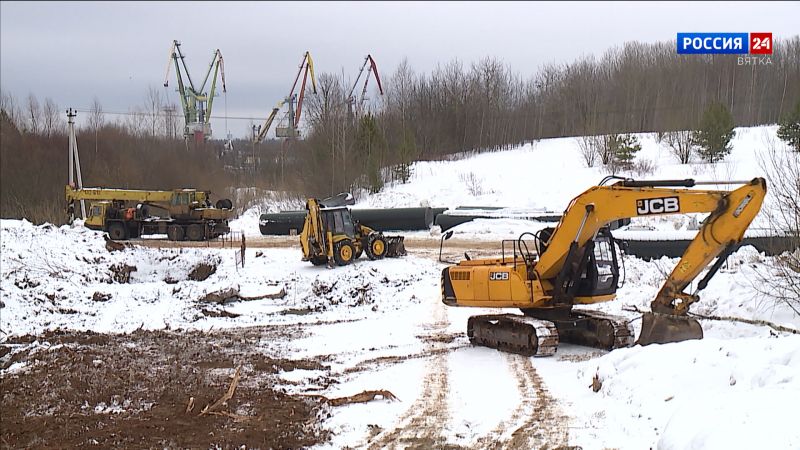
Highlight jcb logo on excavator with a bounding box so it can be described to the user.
[489,272,509,281]
[636,197,680,215]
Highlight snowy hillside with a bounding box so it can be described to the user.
[357,125,779,211]
[231,125,788,241]
[4,125,799,449]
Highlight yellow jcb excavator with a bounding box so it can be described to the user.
[441,177,767,355]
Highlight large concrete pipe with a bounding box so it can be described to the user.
[259,207,437,235]
[619,236,798,261]
[259,212,306,235]
[351,207,434,231]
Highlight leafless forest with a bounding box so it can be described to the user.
[2,38,799,224]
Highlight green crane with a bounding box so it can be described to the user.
[163,40,226,141]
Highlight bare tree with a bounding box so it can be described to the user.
[577,135,601,167]
[88,97,104,156]
[26,93,41,134]
[87,97,105,131]
[664,130,694,164]
[755,135,800,314]
[125,106,147,137]
[41,97,61,137]
[145,86,163,138]
[1,90,23,129]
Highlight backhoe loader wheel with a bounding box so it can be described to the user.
[366,234,387,260]
[108,222,128,241]
[187,224,205,241]
[167,225,184,241]
[333,241,355,266]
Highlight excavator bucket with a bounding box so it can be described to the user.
[385,235,406,257]
[636,312,703,346]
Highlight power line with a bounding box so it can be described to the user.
[71,107,265,122]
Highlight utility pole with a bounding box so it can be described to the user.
[67,108,86,220]
[252,125,260,171]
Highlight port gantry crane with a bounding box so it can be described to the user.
[254,51,317,144]
[163,40,227,142]
[347,54,384,119]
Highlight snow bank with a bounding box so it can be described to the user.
[590,336,800,449]
[0,219,441,338]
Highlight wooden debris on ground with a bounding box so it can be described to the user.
[323,389,399,407]
[199,365,242,416]
[199,287,286,304]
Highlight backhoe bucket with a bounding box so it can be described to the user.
[385,235,406,257]
[636,312,703,346]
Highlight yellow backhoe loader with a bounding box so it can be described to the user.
[441,177,767,355]
[300,194,405,267]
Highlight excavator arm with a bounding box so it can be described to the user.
[536,178,766,313]
[254,103,283,144]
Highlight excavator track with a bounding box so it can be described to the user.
[550,309,634,351]
[467,314,559,357]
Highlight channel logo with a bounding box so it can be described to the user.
[677,33,772,55]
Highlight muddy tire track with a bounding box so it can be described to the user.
[364,302,462,450]
[473,355,569,449]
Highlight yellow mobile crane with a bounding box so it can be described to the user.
[441,177,767,355]
[66,185,233,241]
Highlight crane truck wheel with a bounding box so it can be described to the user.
[366,234,387,260]
[108,222,128,241]
[333,241,355,266]
[187,224,205,241]
[216,199,233,210]
[167,225,184,241]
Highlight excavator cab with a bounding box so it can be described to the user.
[575,228,620,297]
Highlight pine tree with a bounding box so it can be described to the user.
[777,100,800,152]
[355,113,386,193]
[392,127,417,184]
[603,133,641,172]
[612,134,642,169]
[692,102,735,163]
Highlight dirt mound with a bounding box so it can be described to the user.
[1,328,330,448]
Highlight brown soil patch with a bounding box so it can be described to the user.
[1,327,331,449]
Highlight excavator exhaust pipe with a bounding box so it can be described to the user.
[636,312,703,346]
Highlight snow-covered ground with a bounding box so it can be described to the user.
[4,125,800,449]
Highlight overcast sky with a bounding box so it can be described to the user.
[2,1,798,138]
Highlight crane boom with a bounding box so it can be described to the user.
[256,51,316,142]
[347,54,383,117]
[163,40,226,139]
[66,185,210,205]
